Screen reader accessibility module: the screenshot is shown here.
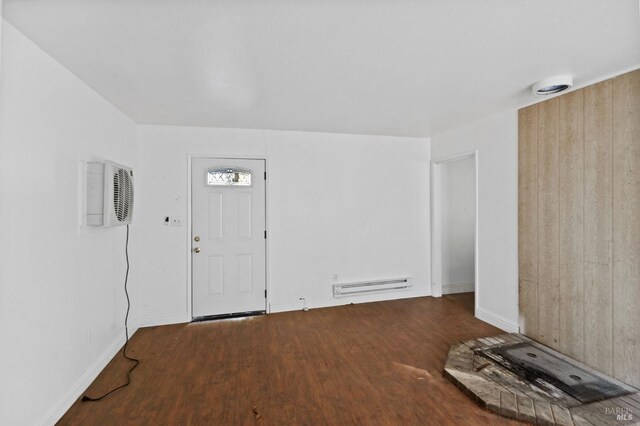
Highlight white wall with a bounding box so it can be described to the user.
[440,156,475,293]
[431,110,518,332]
[0,21,137,426]
[0,1,3,72]
[135,125,430,325]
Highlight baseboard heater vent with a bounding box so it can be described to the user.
[333,278,411,297]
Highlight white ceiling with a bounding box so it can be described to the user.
[3,0,640,137]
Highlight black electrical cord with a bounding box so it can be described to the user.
[82,224,140,402]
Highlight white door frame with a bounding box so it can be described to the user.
[430,150,479,314]
[187,155,269,320]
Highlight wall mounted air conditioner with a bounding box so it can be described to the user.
[87,161,134,227]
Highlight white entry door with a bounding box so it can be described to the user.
[191,158,266,318]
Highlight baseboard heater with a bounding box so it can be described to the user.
[333,278,411,297]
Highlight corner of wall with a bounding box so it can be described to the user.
[431,109,519,332]
[0,22,139,425]
[475,306,519,333]
[36,329,136,426]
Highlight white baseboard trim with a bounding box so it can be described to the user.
[442,283,474,295]
[475,306,519,333]
[137,313,190,328]
[132,287,433,324]
[37,327,138,426]
[269,288,430,314]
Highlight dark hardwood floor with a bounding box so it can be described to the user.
[59,293,519,425]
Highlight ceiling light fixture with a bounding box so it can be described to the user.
[532,75,573,96]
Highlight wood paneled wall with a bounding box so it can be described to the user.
[518,69,640,388]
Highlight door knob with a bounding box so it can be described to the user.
[194,236,200,242]
[193,247,201,253]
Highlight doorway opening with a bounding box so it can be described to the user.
[431,152,477,315]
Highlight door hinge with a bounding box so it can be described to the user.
[264,230,267,239]
[264,171,267,180]
[265,289,267,299]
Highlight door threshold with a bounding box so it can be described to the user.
[191,310,266,323]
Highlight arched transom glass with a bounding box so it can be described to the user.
[206,168,252,186]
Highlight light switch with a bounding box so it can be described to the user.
[164,216,183,226]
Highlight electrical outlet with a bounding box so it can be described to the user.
[299,297,309,311]
[85,329,92,345]
[332,274,338,282]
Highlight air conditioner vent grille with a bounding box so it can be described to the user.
[112,168,134,223]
